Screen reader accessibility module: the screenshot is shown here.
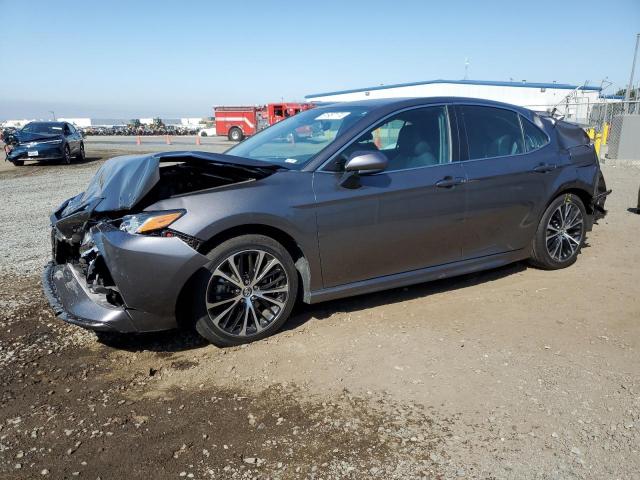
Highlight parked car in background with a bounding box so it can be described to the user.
[44,97,609,347]
[1,126,17,142]
[5,121,85,166]
[198,127,217,137]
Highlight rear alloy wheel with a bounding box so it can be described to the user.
[76,143,85,161]
[195,235,297,347]
[62,145,71,165]
[228,127,243,142]
[530,193,586,269]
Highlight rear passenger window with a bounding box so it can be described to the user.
[460,106,524,160]
[521,117,549,151]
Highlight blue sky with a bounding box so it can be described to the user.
[0,0,638,119]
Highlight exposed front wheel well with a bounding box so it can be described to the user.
[197,225,305,266]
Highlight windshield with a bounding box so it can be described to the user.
[226,106,369,169]
[21,122,64,134]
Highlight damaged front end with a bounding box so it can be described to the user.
[43,151,278,333]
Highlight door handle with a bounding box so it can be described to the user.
[532,163,557,173]
[435,176,466,188]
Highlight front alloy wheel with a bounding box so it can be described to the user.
[206,250,289,336]
[194,234,298,347]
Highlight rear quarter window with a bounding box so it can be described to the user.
[521,116,549,152]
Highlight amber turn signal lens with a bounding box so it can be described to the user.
[137,212,183,234]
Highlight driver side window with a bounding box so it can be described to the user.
[330,106,451,172]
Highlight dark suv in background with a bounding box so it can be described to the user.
[5,121,85,166]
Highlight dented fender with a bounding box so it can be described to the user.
[92,223,211,316]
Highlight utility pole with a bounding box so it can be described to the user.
[49,111,56,121]
[623,33,640,111]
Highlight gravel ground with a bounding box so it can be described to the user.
[0,151,638,479]
[0,159,100,275]
[0,145,227,276]
[83,135,236,153]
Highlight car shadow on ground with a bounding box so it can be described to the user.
[96,261,528,354]
[94,328,209,353]
[284,261,527,332]
[72,155,104,165]
[11,156,103,168]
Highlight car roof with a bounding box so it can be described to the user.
[26,121,66,126]
[301,97,537,172]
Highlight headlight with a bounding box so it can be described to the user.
[119,210,185,235]
[34,139,63,145]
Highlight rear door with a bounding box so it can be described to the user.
[64,124,79,154]
[457,105,558,258]
[313,105,467,288]
[71,124,82,152]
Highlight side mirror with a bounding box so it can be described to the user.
[340,151,388,189]
[344,151,388,174]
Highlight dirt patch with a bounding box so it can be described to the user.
[0,295,453,479]
[0,162,638,479]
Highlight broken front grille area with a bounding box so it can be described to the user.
[52,218,201,310]
[52,226,125,309]
[78,231,124,308]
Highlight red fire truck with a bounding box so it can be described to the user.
[214,103,314,141]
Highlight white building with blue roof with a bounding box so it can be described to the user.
[305,79,603,124]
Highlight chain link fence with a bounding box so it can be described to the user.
[525,100,640,160]
[603,102,640,160]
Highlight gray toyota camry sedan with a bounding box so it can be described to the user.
[44,97,610,346]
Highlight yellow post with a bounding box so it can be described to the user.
[587,128,595,140]
[602,122,610,146]
[594,133,602,157]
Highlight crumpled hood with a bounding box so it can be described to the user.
[60,151,281,217]
[16,131,63,144]
[62,154,160,217]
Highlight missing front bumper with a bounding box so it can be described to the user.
[44,222,211,333]
[43,261,137,332]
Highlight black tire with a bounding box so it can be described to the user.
[228,127,243,142]
[76,143,85,161]
[194,234,298,347]
[13,160,24,166]
[62,145,71,165]
[529,193,587,270]
[200,131,208,137]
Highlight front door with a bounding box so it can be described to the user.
[313,105,467,288]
